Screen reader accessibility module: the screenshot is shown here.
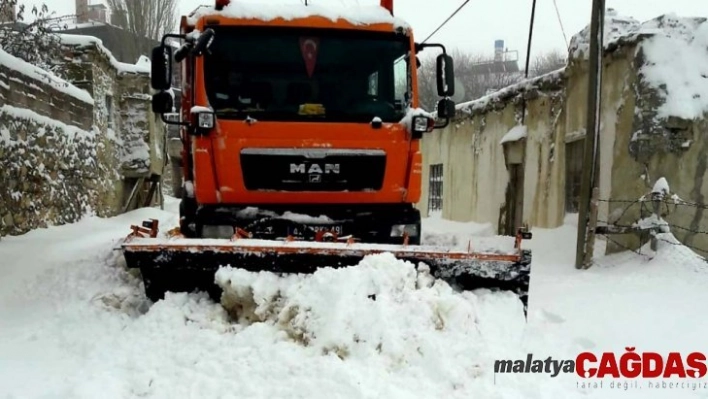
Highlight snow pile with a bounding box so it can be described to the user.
[59,34,151,75]
[188,1,410,30]
[0,48,93,105]
[135,55,151,70]
[500,124,528,144]
[637,16,708,120]
[421,215,513,253]
[570,10,708,120]
[643,232,708,273]
[215,253,526,388]
[568,8,641,60]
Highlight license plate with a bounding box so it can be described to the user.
[287,225,344,237]
[310,225,344,235]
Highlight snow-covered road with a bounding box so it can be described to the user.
[1,198,707,398]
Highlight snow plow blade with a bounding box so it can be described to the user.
[121,220,532,313]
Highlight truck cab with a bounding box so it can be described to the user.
[150,0,456,245]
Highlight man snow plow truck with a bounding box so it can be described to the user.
[121,0,533,311]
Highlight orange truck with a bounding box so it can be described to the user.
[122,0,532,311]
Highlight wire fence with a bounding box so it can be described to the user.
[592,195,708,260]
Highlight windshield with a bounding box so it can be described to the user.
[203,27,411,123]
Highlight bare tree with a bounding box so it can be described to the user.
[529,49,567,77]
[107,0,178,40]
[0,1,62,72]
[416,48,568,111]
[416,48,524,111]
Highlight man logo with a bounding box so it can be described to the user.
[290,163,340,174]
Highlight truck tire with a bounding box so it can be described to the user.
[179,197,198,238]
[170,160,184,198]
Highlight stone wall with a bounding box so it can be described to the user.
[0,50,118,236]
[59,36,165,211]
[0,36,164,237]
[419,13,708,257]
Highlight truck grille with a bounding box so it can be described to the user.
[240,148,386,192]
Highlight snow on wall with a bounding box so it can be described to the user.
[570,10,708,121]
[0,48,93,105]
[637,16,708,120]
[120,99,152,174]
[57,40,161,178]
[0,104,119,236]
[187,1,410,30]
[59,33,151,75]
[455,68,566,116]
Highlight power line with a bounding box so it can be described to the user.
[552,0,570,49]
[520,0,537,124]
[421,0,471,44]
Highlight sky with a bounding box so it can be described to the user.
[24,0,708,65]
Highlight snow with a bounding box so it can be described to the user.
[59,34,151,75]
[638,18,708,120]
[187,1,410,31]
[652,176,671,195]
[2,198,708,398]
[569,10,708,120]
[568,8,642,60]
[0,48,93,105]
[399,107,433,130]
[0,104,92,143]
[500,124,528,144]
[190,105,213,113]
[135,55,151,70]
[455,68,565,115]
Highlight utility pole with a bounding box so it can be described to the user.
[575,0,605,269]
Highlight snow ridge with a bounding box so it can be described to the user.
[59,34,151,75]
[569,10,708,120]
[0,48,94,105]
[188,1,410,30]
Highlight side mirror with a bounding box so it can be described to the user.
[191,28,215,56]
[437,98,456,119]
[151,45,172,91]
[436,53,455,97]
[152,91,174,114]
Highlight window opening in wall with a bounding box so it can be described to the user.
[428,163,443,213]
[105,95,114,129]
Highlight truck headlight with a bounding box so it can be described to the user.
[202,225,234,239]
[197,112,215,129]
[390,224,419,237]
[412,116,428,133]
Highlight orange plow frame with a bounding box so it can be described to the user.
[121,219,532,313]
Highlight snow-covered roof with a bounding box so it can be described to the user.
[636,15,708,120]
[59,33,151,75]
[454,68,566,116]
[187,1,410,31]
[456,11,708,122]
[500,125,527,144]
[570,10,708,120]
[0,48,94,105]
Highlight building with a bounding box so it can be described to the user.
[418,14,708,258]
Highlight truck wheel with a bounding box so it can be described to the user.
[141,268,168,302]
[170,160,184,198]
[179,196,197,238]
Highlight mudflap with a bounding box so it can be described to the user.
[122,231,532,315]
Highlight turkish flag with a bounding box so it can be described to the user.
[299,37,319,78]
